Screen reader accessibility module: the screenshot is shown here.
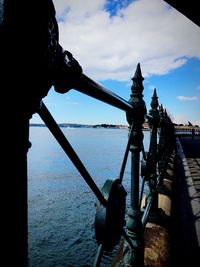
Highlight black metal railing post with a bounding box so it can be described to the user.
[122,63,146,266]
[157,104,166,186]
[145,88,160,213]
[157,106,174,186]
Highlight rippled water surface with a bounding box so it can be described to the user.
[28,127,150,267]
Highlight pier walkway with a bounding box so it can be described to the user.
[172,135,200,266]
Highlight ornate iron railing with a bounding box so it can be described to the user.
[37,63,175,267]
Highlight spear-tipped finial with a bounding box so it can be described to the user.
[132,62,144,81]
[153,88,158,98]
[131,63,144,96]
[159,104,164,113]
[150,88,159,109]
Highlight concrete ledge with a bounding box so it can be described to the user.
[171,138,200,266]
[176,138,200,247]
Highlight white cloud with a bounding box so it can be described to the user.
[54,0,105,22]
[53,0,200,81]
[176,96,198,101]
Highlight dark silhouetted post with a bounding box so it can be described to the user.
[192,128,195,140]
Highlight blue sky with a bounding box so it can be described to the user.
[31,0,200,126]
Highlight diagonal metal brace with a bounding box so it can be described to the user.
[38,101,107,207]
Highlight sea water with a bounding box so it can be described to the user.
[28,127,150,267]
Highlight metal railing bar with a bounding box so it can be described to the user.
[93,244,104,267]
[119,123,134,183]
[141,196,153,232]
[139,177,145,209]
[122,229,136,251]
[74,74,134,113]
[38,101,107,207]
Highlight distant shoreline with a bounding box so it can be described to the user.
[30,123,200,132]
[29,123,152,131]
[30,123,129,129]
